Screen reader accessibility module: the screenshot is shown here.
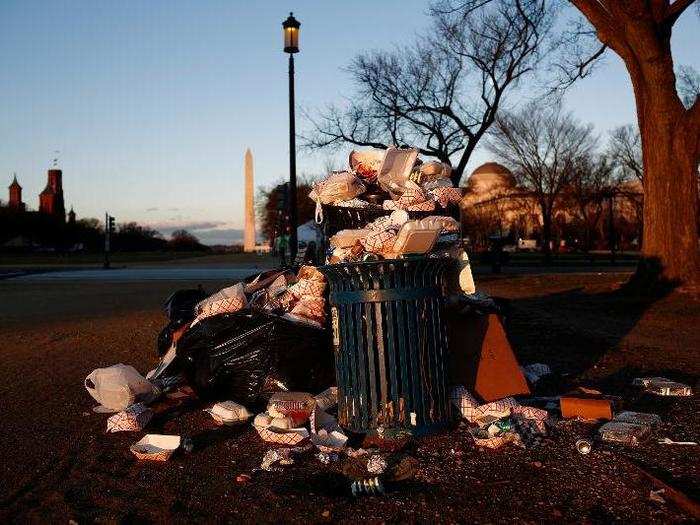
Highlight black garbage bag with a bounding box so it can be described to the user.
[156,288,209,357]
[164,287,209,323]
[176,310,334,405]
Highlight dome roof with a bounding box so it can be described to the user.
[471,162,512,177]
[468,162,516,192]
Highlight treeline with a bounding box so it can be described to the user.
[0,208,208,253]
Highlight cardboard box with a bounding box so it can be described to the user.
[560,394,614,421]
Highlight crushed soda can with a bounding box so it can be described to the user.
[633,377,693,396]
[598,421,651,446]
[613,411,661,427]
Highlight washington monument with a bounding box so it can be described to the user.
[243,148,255,252]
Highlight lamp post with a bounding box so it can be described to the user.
[283,12,300,263]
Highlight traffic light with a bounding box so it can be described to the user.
[108,215,115,233]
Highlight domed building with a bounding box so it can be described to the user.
[465,162,516,196]
[460,161,644,251]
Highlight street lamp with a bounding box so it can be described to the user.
[283,12,300,263]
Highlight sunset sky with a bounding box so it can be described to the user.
[1,1,698,244]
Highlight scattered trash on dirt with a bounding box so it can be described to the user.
[598,421,651,446]
[657,438,698,446]
[350,477,385,497]
[106,403,152,433]
[205,401,251,425]
[560,387,616,421]
[633,377,693,396]
[85,364,157,412]
[130,434,181,462]
[575,439,592,455]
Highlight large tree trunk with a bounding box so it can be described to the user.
[627,41,700,285]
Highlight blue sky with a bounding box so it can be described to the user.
[1,1,698,244]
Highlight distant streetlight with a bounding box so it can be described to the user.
[283,12,300,263]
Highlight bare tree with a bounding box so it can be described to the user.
[608,125,643,182]
[487,102,597,260]
[445,0,700,286]
[303,0,553,186]
[565,153,618,251]
[677,65,700,109]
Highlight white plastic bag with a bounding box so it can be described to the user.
[85,364,156,412]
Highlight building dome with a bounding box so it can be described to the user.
[467,162,516,194]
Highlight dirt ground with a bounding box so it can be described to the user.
[0,272,698,523]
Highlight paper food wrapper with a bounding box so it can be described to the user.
[205,400,251,425]
[194,283,247,323]
[130,434,180,462]
[288,279,327,299]
[268,392,316,420]
[254,425,310,446]
[428,187,463,208]
[469,427,520,449]
[361,228,398,254]
[451,386,518,425]
[107,403,153,433]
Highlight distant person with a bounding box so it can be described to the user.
[276,234,289,267]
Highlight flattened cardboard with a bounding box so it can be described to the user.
[448,312,530,402]
[560,395,613,421]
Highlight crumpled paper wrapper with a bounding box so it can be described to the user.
[361,228,398,254]
[287,278,326,299]
[428,187,463,208]
[450,386,519,425]
[254,425,310,446]
[107,403,153,433]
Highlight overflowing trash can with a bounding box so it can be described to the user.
[321,257,456,435]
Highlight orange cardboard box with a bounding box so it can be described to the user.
[560,394,614,420]
[448,312,530,402]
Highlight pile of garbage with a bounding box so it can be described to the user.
[310,147,464,263]
[311,147,462,215]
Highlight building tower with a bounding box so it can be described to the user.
[8,174,25,211]
[39,168,66,221]
[68,206,76,224]
[244,148,256,252]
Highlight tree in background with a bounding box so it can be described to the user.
[487,102,597,260]
[561,0,700,285]
[304,0,554,186]
[114,222,167,251]
[565,153,618,252]
[168,230,208,252]
[608,125,643,182]
[257,179,316,243]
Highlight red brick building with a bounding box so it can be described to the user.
[39,169,66,221]
[8,174,25,211]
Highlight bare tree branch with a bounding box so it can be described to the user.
[303,0,554,185]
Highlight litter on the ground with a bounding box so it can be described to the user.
[633,377,693,396]
[106,403,153,433]
[598,421,651,446]
[130,434,181,462]
[205,400,251,425]
[85,364,158,412]
[657,438,698,446]
[613,411,661,427]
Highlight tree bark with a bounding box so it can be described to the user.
[627,38,700,284]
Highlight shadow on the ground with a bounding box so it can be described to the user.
[502,283,698,388]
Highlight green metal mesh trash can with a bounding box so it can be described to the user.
[320,258,455,435]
